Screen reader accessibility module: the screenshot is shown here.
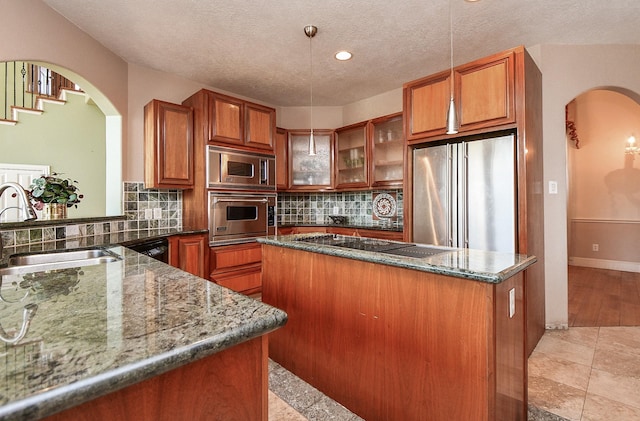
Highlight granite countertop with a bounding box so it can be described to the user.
[0,244,287,419]
[0,227,208,267]
[259,233,537,284]
[278,223,403,233]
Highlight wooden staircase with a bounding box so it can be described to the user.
[0,62,85,126]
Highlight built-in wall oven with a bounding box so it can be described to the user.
[207,145,276,191]
[208,192,276,245]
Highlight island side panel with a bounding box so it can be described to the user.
[43,336,269,421]
[262,245,524,421]
[495,271,526,419]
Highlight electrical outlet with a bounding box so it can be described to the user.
[509,288,516,318]
[153,208,162,219]
[549,181,558,194]
[592,243,599,252]
[144,209,153,220]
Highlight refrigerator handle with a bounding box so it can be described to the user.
[446,145,453,247]
[462,142,469,248]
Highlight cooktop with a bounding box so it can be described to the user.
[295,234,448,258]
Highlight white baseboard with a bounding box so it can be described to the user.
[569,257,640,273]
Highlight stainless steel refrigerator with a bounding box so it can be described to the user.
[412,133,516,253]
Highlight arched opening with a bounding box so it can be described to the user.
[0,60,122,219]
[565,88,640,326]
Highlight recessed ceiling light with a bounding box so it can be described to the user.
[335,51,353,61]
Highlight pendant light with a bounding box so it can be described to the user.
[446,0,459,135]
[304,25,318,155]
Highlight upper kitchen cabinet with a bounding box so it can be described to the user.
[288,130,333,190]
[275,127,288,189]
[455,49,515,130]
[206,90,275,152]
[404,48,515,143]
[208,92,243,145]
[334,122,368,189]
[245,102,276,150]
[404,73,450,141]
[370,112,404,187]
[143,99,194,189]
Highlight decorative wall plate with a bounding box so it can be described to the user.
[372,193,397,219]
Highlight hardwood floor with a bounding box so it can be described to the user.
[568,265,640,326]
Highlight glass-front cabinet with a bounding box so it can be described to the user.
[370,113,403,187]
[288,130,333,189]
[335,122,368,189]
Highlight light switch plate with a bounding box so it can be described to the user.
[153,208,162,219]
[549,181,558,194]
[144,209,153,220]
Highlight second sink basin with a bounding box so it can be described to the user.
[1,247,122,276]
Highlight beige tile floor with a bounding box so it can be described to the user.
[529,327,640,421]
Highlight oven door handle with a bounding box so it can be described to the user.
[213,198,269,203]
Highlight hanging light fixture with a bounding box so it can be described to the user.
[304,25,318,155]
[446,0,459,135]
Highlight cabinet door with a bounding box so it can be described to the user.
[288,130,333,189]
[275,127,288,189]
[456,50,515,130]
[335,123,368,189]
[209,242,262,294]
[404,72,450,142]
[245,103,275,150]
[169,234,208,278]
[370,113,404,187]
[208,92,243,144]
[144,99,194,189]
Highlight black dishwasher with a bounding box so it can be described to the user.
[126,237,169,263]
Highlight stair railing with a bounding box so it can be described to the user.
[1,61,79,121]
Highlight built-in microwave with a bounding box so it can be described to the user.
[208,192,276,245]
[207,145,275,190]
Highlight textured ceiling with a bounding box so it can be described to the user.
[43,0,640,107]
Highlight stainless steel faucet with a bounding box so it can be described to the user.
[0,182,37,222]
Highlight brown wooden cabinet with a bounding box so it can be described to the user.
[207,91,275,151]
[403,49,516,143]
[369,113,404,188]
[288,130,333,190]
[168,233,208,278]
[208,92,243,145]
[143,99,194,189]
[209,242,262,295]
[404,73,450,141]
[275,127,288,189]
[334,122,368,189]
[263,245,526,421]
[456,49,515,131]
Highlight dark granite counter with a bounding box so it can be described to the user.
[0,243,286,419]
[0,228,208,267]
[278,223,403,233]
[259,233,536,284]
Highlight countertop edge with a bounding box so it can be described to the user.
[258,235,537,284]
[0,300,287,420]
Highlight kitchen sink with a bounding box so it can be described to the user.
[0,247,122,276]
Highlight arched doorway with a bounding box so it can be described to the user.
[0,60,122,218]
[565,88,640,326]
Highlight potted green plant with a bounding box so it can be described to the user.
[29,173,83,219]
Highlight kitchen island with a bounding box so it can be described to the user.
[259,233,536,421]
[0,245,287,420]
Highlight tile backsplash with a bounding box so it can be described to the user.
[278,189,403,228]
[0,182,183,248]
[123,182,182,230]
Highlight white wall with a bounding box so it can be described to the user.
[539,44,640,328]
